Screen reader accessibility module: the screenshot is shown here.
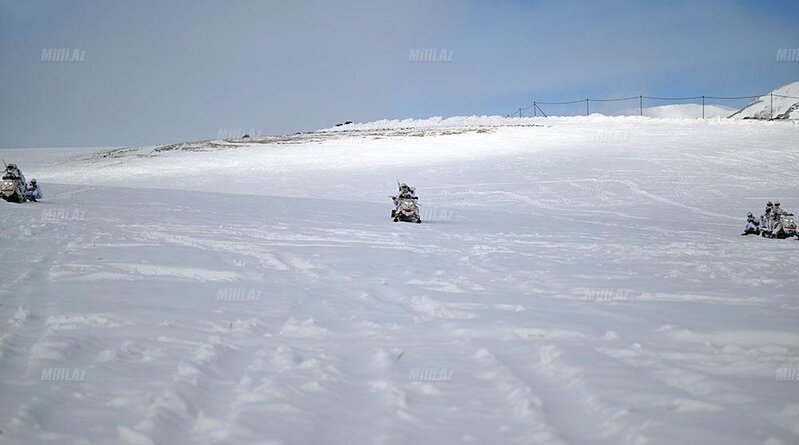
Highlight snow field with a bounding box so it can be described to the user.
[1,115,799,444]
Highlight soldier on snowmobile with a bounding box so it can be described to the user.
[2,163,29,203]
[761,201,774,230]
[742,212,760,235]
[3,163,26,185]
[399,183,415,198]
[391,183,417,208]
[768,201,786,236]
[389,182,421,223]
[25,178,42,202]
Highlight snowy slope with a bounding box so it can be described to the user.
[2,116,799,445]
[729,81,799,120]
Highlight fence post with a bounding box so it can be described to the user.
[639,95,643,116]
[702,95,705,119]
[770,93,773,119]
[533,101,536,117]
[586,99,589,116]
[519,108,522,118]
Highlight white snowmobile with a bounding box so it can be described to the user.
[390,183,422,223]
[760,212,796,239]
[389,184,422,224]
[391,196,421,223]
[391,196,422,224]
[1,172,26,203]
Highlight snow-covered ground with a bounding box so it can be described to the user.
[2,116,799,445]
[729,81,799,120]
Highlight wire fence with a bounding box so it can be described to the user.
[506,92,799,119]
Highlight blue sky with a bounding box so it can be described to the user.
[1,0,798,148]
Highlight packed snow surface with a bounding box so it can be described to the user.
[2,115,799,444]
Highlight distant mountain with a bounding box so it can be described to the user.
[728,81,799,120]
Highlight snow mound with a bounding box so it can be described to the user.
[320,105,736,133]
[317,115,540,132]
[640,104,735,119]
[729,81,799,120]
[277,316,330,338]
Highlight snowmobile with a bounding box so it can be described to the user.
[391,196,421,223]
[1,173,26,203]
[760,213,796,239]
